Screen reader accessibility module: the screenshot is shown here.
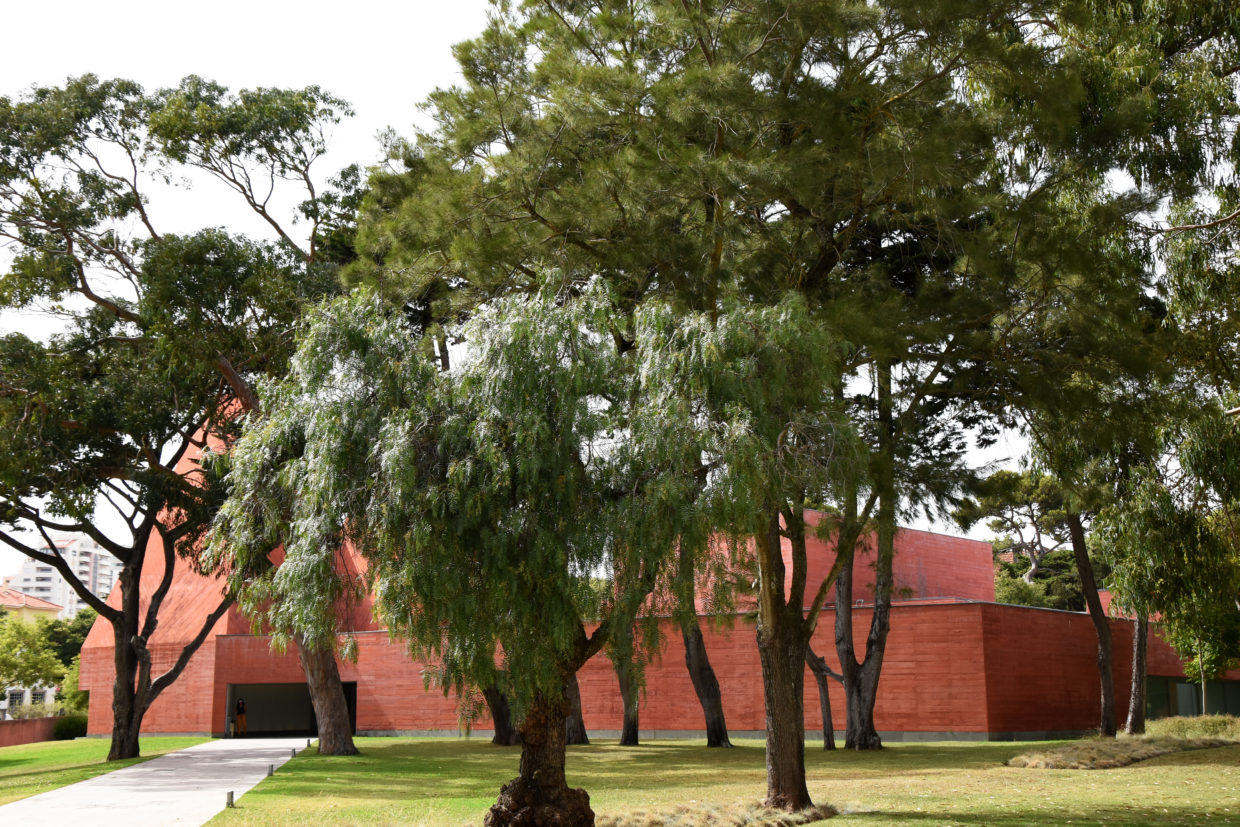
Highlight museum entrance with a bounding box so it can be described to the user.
[227,682,357,736]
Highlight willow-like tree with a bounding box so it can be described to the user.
[0,75,349,759]
[211,285,703,825]
[1101,406,1240,720]
[350,0,1128,792]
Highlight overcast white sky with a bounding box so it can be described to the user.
[0,0,1020,578]
[0,0,495,575]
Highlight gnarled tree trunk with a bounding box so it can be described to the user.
[755,510,812,811]
[484,686,520,746]
[835,362,896,751]
[682,617,732,747]
[1125,614,1148,735]
[614,654,640,746]
[1068,512,1116,737]
[565,672,590,745]
[294,633,358,755]
[107,534,234,761]
[486,684,593,826]
[805,644,837,750]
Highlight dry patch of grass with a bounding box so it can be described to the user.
[1008,735,1234,769]
[598,801,836,827]
[1146,714,1240,740]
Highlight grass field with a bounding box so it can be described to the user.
[0,736,210,805]
[205,736,1240,826]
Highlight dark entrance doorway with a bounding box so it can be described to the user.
[227,682,357,736]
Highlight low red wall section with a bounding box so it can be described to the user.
[83,601,1240,739]
[0,716,58,748]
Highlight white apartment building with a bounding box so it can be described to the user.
[14,534,122,618]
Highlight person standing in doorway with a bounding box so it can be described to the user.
[235,697,248,736]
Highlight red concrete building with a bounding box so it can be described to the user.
[80,515,1240,741]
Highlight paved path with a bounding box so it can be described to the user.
[0,737,312,826]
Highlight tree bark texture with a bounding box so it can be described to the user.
[1068,512,1116,737]
[681,618,732,747]
[833,516,893,750]
[755,511,813,811]
[485,687,593,826]
[805,645,837,750]
[484,686,521,746]
[294,634,358,755]
[614,655,640,746]
[108,584,144,761]
[834,361,896,751]
[1125,615,1148,735]
[564,672,590,745]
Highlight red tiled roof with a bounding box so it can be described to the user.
[0,586,63,612]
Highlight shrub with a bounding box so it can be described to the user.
[53,714,88,741]
[8,702,57,720]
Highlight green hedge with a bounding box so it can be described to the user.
[53,715,88,741]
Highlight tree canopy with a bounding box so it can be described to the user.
[0,73,349,759]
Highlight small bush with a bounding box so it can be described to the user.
[53,715,88,741]
[8,702,58,720]
[1146,715,1240,740]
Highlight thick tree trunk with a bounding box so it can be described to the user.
[564,672,589,745]
[614,655,640,746]
[1068,513,1116,737]
[483,686,521,746]
[486,686,593,826]
[108,563,145,761]
[835,361,897,751]
[805,645,837,750]
[1125,615,1148,735]
[294,634,358,756]
[108,617,143,760]
[681,618,732,747]
[757,618,812,809]
[755,511,812,811]
[833,522,892,750]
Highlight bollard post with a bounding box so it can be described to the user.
[291,747,297,758]
[307,738,311,749]
[267,764,274,777]
[226,791,234,808]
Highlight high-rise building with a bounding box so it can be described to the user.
[14,534,121,618]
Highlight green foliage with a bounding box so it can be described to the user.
[58,654,89,715]
[1098,405,1240,682]
[0,73,353,753]
[212,285,706,708]
[36,610,96,670]
[52,715,88,741]
[0,617,64,690]
[993,571,1053,609]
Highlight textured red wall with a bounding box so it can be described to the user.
[80,511,1235,739]
[782,516,995,606]
[0,716,57,748]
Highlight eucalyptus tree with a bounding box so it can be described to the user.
[211,285,704,826]
[0,75,347,758]
[1100,406,1240,723]
[349,0,1121,797]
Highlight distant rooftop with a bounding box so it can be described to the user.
[0,585,63,613]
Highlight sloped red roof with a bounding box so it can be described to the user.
[0,586,63,612]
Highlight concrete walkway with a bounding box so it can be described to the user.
[0,737,312,826]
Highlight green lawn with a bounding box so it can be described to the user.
[205,736,1240,826]
[0,736,210,805]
